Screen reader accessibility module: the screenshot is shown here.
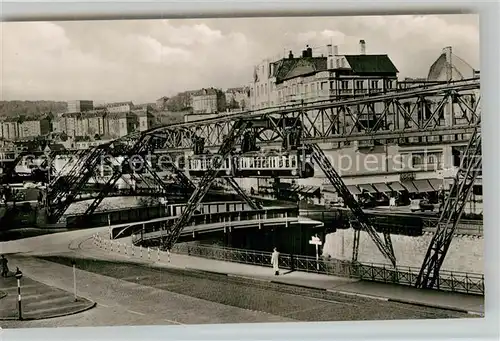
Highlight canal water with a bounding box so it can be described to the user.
[67,196,484,275]
[323,229,484,274]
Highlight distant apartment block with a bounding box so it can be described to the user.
[191,88,226,114]
[105,101,134,114]
[67,100,94,113]
[106,112,137,138]
[225,87,250,112]
[0,118,20,140]
[18,117,51,138]
[133,104,156,132]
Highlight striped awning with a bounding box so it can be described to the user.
[428,178,444,191]
[413,179,434,193]
[347,185,361,195]
[373,183,391,193]
[387,182,405,192]
[402,181,418,193]
[358,184,378,193]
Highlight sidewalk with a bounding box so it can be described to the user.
[87,234,484,315]
[0,273,95,321]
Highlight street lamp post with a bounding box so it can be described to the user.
[15,267,23,320]
[71,260,77,302]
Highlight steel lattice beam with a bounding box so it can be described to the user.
[161,120,250,250]
[311,143,397,266]
[143,79,479,152]
[415,119,482,290]
[225,177,263,210]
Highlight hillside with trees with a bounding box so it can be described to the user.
[164,91,196,112]
[0,101,67,119]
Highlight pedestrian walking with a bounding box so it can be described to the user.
[1,255,9,278]
[271,247,280,276]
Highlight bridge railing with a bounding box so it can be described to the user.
[132,206,300,241]
[170,243,484,296]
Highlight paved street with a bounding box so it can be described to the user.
[1,252,469,328]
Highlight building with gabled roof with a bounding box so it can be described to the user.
[250,40,399,109]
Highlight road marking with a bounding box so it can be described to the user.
[227,274,271,283]
[165,318,184,325]
[127,309,145,316]
[327,289,389,301]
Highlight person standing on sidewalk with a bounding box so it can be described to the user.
[1,255,9,277]
[271,247,280,276]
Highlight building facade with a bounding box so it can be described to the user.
[105,101,134,114]
[106,112,137,138]
[67,100,94,113]
[250,41,399,110]
[225,87,250,112]
[0,118,20,140]
[191,88,226,114]
[18,118,51,138]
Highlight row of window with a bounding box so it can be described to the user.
[188,155,305,171]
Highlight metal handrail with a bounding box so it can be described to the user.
[169,243,484,295]
[93,233,483,296]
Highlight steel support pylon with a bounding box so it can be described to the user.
[161,120,249,250]
[224,177,263,210]
[415,119,482,290]
[310,144,397,267]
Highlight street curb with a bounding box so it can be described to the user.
[180,269,483,316]
[386,298,482,315]
[184,267,229,277]
[270,280,328,292]
[0,300,96,321]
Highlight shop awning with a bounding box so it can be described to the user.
[358,184,378,193]
[322,184,336,193]
[347,185,361,195]
[387,182,405,192]
[413,179,434,193]
[300,186,321,195]
[402,181,418,193]
[373,183,391,193]
[428,178,444,191]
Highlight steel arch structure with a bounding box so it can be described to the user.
[45,79,481,273]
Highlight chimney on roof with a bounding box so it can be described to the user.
[306,45,313,57]
[359,40,366,55]
[302,49,307,58]
[288,50,294,59]
[327,44,333,57]
[333,45,339,56]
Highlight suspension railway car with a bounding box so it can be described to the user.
[187,151,314,179]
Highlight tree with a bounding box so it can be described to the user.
[228,98,239,109]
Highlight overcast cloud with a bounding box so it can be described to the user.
[1,14,479,104]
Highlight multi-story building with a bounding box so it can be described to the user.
[85,110,108,137]
[105,101,134,114]
[191,88,226,114]
[106,112,137,138]
[18,118,51,138]
[225,87,250,112]
[1,118,20,140]
[133,105,156,132]
[67,100,94,113]
[250,41,399,109]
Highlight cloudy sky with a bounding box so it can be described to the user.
[1,14,479,104]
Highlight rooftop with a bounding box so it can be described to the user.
[343,54,399,74]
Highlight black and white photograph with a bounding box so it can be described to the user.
[0,14,483,329]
